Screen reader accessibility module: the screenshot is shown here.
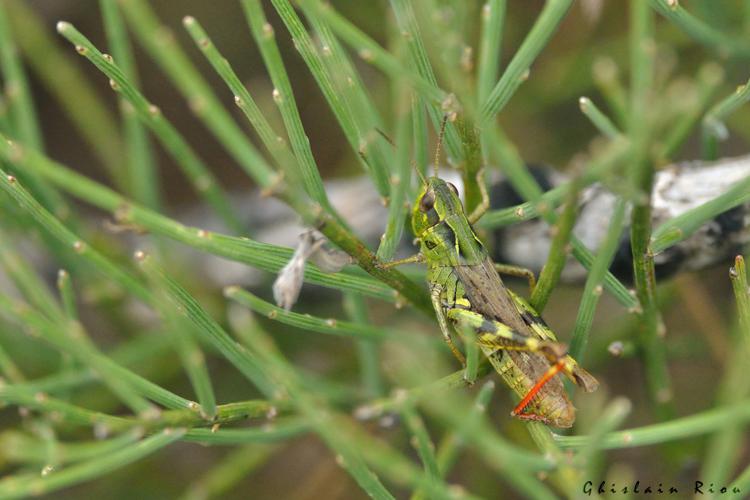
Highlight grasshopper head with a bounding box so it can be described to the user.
[411,177,479,265]
[411,177,463,238]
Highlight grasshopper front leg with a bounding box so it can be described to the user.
[376,253,424,269]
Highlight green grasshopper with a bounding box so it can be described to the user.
[380,125,598,428]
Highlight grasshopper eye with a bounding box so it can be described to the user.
[419,190,435,212]
[447,182,459,196]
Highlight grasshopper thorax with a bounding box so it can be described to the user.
[412,177,485,266]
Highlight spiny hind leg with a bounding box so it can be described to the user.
[430,288,466,367]
[445,308,566,363]
[445,308,598,393]
[493,263,537,295]
[445,307,581,420]
[511,360,566,419]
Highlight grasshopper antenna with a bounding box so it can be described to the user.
[413,159,427,185]
[374,127,396,148]
[433,114,448,177]
[375,126,425,186]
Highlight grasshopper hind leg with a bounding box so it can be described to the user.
[510,360,566,420]
[447,308,596,426]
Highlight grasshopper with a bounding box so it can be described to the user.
[380,123,598,428]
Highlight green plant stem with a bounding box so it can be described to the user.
[578,96,621,139]
[135,253,275,396]
[702,75,750,160]
[569,199,627,361]
[592,57,629,128]
[180,16,296,189]
[0,338,25,383]
[0,429,184,499]
[3,0,126,186]
[699,258,750,485]
[343,293,384,398]
[0,294,190,412]
[629,1,673,421]
[651,173,750,253]
[0,382,130,429]
[56,22,243,234]
[225,286,424,343]
[478,138,630,228]
[485,130,637,309]
[730,256,750,350]
[182,418,309,445]
[303,6,394,183]
[376,88,411,260]
[434,381,494,483]
[0,162,150,302]
[0,3,71,217]
[56,269,78,321]
[263,0,394,196]
[657,63,723,160]
[183,16,333,212]
[530,179,581,312]
[388,363,557,498]
[477,0,506,108]
[296,0,448,105]
[100,0,160,210]
[0,429,143,466]
[0,3,42,149]
[555,401,750,450]
[140,253,217,419]
[21,332,173,396]
[400,403,441,494]
[118,0,276,189]
[232,326,440,499]
[480,0,574,124]
[577,397,632,481]
[648,0,750,58]
[389,0,462,162]
[0,234,64,321]
[0,383,278,435]
[0,138,400,302]
[458,121,484,219]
